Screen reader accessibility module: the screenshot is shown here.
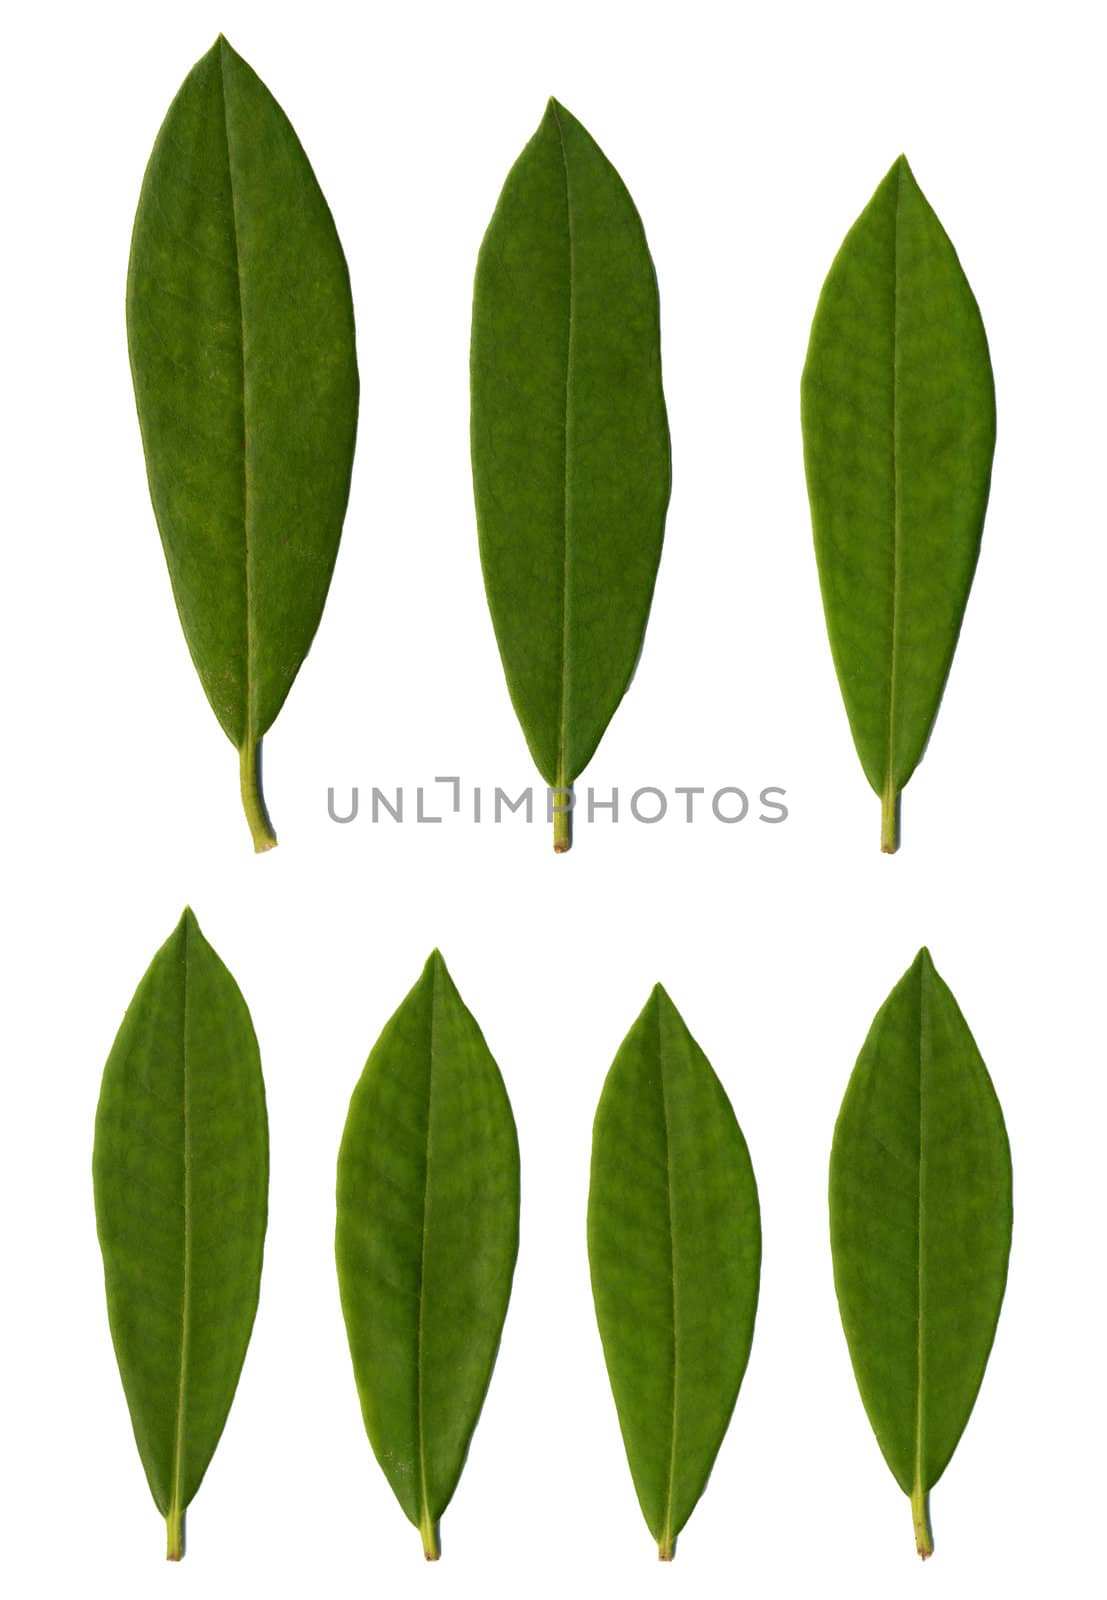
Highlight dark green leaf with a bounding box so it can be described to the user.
[335,952,520,1558]
[93,909,268,1559]
[471,99,671,851]
[829,949,1012,1556]
[800,157,995,851]
[127,36,359,851]
[587,986,760,1558]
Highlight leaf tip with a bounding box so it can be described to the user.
[544,96,577,137]
[876,152,918,205]
[425,948,451,987]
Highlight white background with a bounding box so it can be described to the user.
[2,0,1104,1594]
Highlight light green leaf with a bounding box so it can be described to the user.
[800,157,995,851]
[127,36,359,851]
[93,909,268,1559]
[335,952,520,1558]
[587,986,760,1558]
[829,949,1012,1557]
[471,99,671,851]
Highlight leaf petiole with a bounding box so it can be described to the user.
[912,1482,933,1560]
[552,780,573,853]
[881,781,900,854]
[166,1504,184,1562]
[420,1507,440,1561]
[239,738,277,852]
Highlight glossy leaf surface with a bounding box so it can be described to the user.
[471,99,671,850]
[801,157,995,851]
[335,953,520,1558]
[829,949,1012,1556]
[588,986,760,1558]
[127,36,359,850]
[93,910,268,1558]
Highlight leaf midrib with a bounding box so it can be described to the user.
[885,161,904,801]
[414,966,439,1532]
[914,961,930,1502]
[656,1000,680,1552]
[170,921,193,1523]
[549,102,575,789]
[217,41,255,746]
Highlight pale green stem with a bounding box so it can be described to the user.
[166,1504,184,1562]
[881,779,900,854]
[239,738,277,853]
[419,1507,440,1561]
[912,1483,933,1560]
[658,1530,675,1561]
[552,777,573,853]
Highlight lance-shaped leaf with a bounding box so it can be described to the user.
[335,952,520,1558]
[471,99,671,852]
[93,909,268,1559]
[829,949,1012,1557]
[587,986,761,1558]
[127,36,359,851]
[800,157,995,852]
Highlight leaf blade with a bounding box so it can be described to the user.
[829,949,1012,1556]
[800,157,995,850]
[471,100,670,844]
[127,37,359,848]
[587,987,760,1556]
[335,952,520,1557]
[92,909,268,1557]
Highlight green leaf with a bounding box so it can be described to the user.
[335,952,520,1558]
[471,99,671,851]
[587,986,761,1558]
[800,157,995,852]
[92,909,268,1559]
[829,949,1012,1557]
[127,36,359,851]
